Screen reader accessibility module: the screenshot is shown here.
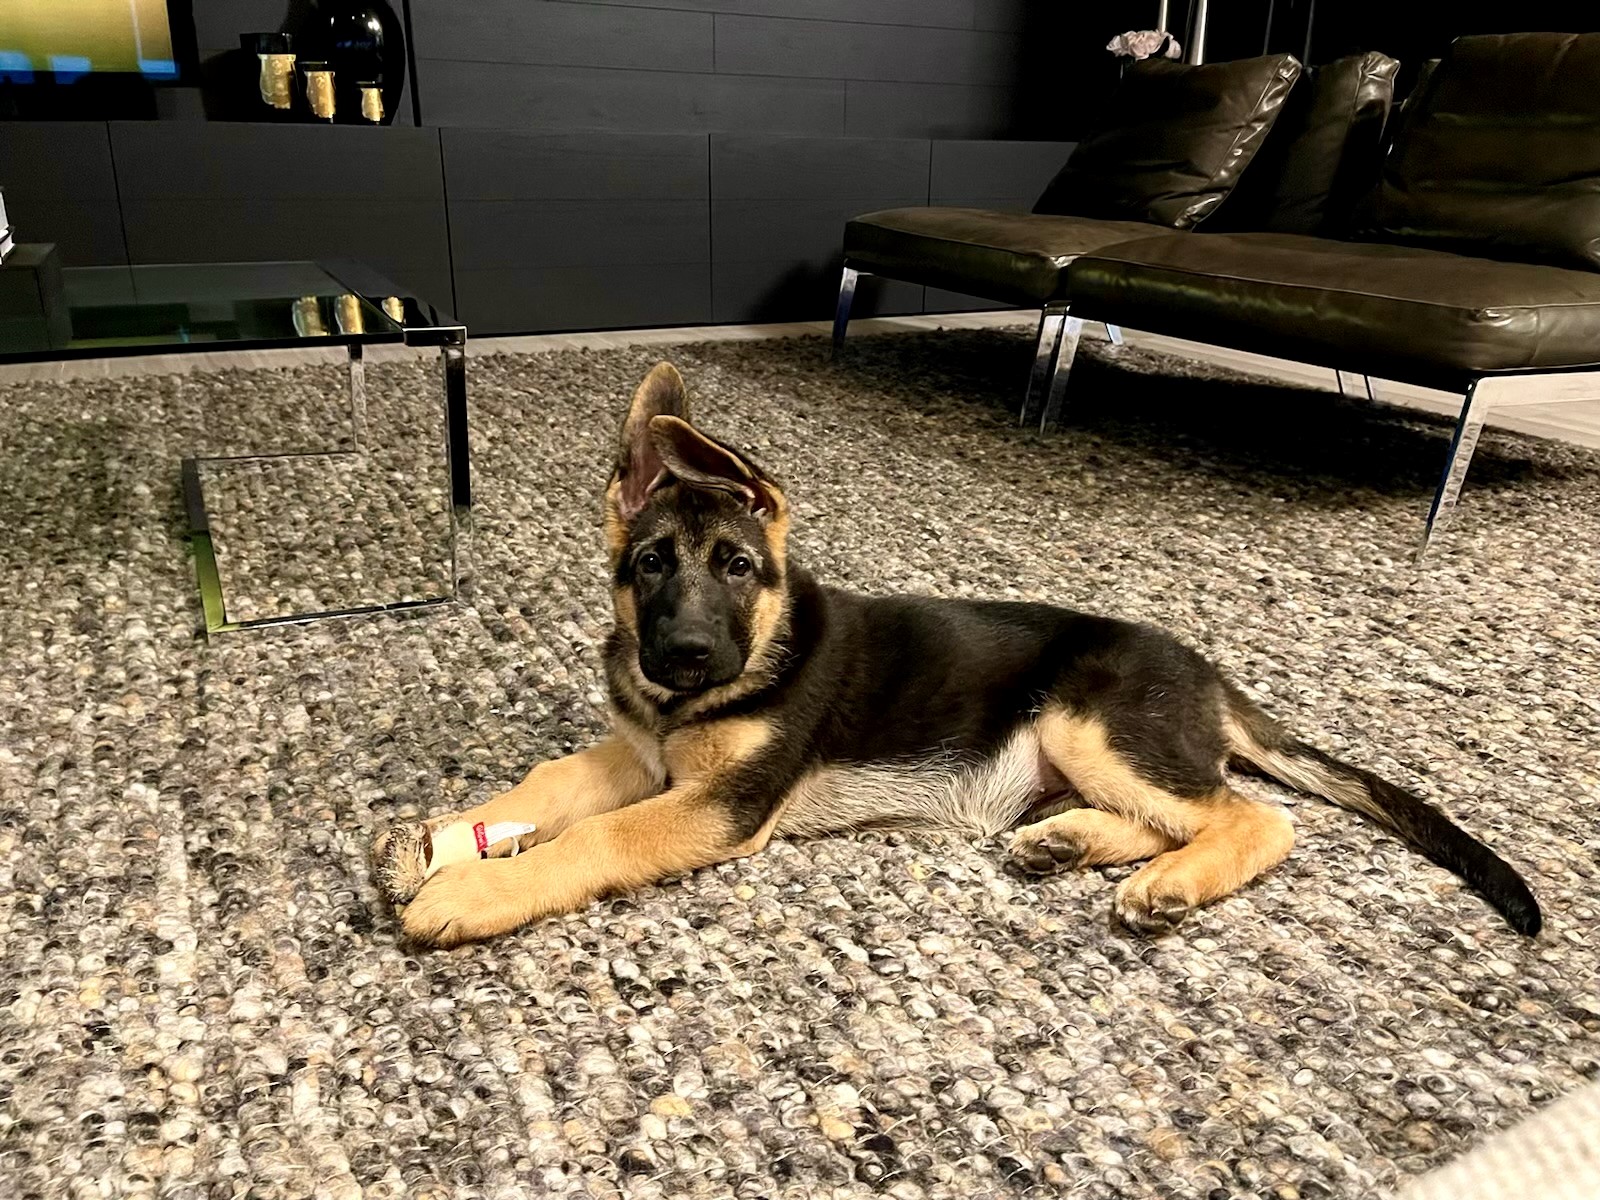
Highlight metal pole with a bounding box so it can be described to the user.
[1157,0,1170,32]
[1189,0,1209,64]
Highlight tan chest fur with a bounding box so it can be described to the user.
[614,709,773,790]
[663,716,771,783]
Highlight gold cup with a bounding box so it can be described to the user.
[257,53,296,109]
[359,83,385,124]
[335,294,366,335]
[382,296,406,324]
[302,63,335,121]
[292,296,329,337]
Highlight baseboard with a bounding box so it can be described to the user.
[5,308,1597,450]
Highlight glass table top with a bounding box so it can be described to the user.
[0,258,460,364]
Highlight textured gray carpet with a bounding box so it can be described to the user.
[2,329,1598,1200]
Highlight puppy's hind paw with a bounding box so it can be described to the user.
[1113,893,1190,936]
[1113,869,1193,936]
[1007,827,1086,875]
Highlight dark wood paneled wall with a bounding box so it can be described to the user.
[446,131,1074,334]
[708,135,930,324]
[0,119,1072,333]
[0,123,128,267]
[109,123,453,307]
[0,2,1095,334]
[443,130,713,332]
[410,0,1037,139]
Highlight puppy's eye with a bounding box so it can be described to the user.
[728,556,753,578]
[639,552,664,575]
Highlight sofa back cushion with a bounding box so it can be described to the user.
[1033,54,1302,230]
[1384,58,1439,155]
[1212,51,1399,236]
[1368,33,1600,271]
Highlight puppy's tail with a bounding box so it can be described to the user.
[1223,685,1541,936]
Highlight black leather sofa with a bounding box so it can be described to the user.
[837,50,1390,411]
[834,34,1600,557]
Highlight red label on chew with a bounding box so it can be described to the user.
[473,822,489,855]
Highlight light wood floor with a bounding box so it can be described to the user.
[5,311,1599,449]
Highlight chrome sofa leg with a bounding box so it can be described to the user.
[1105,323,1125,346]
[831,265,861,360]
[1418,378,1492,561]
[1039,315,1084,432]
[1415,370,1600,560]
[1020,303,1067,426]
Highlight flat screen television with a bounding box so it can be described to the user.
[0,1,198,118]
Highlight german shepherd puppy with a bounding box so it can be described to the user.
[373,362,1541,947]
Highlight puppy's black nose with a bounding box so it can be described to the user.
[663,629,715,662]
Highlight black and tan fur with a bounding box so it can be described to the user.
[374,362,1542,947]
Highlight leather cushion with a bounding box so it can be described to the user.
[1067,232,1600,382]
[1384,58,1439,154]
[1033,54,1302,230]
[1369,33,1600,272]
[1212,51,1399,236]
[843,207,1167,305]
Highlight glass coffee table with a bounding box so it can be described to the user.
[0,258,469,634]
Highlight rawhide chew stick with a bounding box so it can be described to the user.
[371,819,538,906]
[424,819,541,876]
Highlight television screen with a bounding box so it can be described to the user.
[0,0,178,82]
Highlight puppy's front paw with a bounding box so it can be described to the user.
[401,862,539,948]
[371,820,431,905]
[402,866,492,948]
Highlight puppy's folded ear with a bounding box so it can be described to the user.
[648,415,784,519]
[616,362,688,520]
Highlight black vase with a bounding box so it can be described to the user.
[288,0,406,125]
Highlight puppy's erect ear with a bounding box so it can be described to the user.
[648,415,785,519]
[615,362,688,520]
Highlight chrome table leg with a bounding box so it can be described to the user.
[348,342,369,450]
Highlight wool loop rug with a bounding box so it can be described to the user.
[0,330,1596,1199]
